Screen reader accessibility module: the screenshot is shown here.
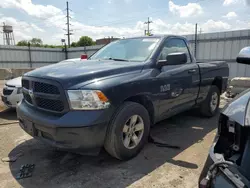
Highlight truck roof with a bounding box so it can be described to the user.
[125,34,187,40]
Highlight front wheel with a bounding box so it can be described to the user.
[104,102,150,160]
[200,85,220,117]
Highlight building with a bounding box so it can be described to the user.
[96,37,119,45]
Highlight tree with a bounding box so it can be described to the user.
[17,38,43,47]
[30,38,43,47]
[76,36,94,47]
[17,40,29,46]
[71,42,78,47]
[16,36,95,48]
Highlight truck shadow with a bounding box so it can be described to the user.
[0,108,17,121]
[8,110,218,188]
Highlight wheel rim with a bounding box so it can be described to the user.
[210,92,218,112]
[122,115,144,149]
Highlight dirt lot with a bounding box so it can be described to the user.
[0,81,228,188]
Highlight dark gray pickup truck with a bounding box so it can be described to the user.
[17,35,229,160]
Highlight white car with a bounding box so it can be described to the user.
[1,58,85,108]
[1,76,23,108]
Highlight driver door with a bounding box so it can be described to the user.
[157,37,200,120]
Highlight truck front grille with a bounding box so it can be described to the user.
[23,93,32,104]
[3,88,13,95]
[36,97,64,112]
[22,78,68,113]
[34,82,59,94]
[22,80,29,89]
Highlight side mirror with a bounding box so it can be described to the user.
[158,52,187,67]
[237,47,250,65]
[167,52,187,65]
[81,54,88,60]
[157,60,168,67]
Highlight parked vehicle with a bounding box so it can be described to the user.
[226,77,250,98]
[1,77,23,108]
[17,35,229,160]
[1,58,84,108]
[199,47,250,188]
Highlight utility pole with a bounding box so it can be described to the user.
[66,1,72,48]
[2,22,4,45]
[199,28,203,34]
[144,17,153,35]
[194,23,198,59]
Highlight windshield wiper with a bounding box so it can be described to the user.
[105,57,129,62]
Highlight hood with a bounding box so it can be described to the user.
[58,58,81,64]
[24,60,144,89]
[6,76,22,87]
[222,88,250,126]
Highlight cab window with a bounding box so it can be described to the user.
[159,38,191,63]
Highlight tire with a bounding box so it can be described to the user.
[104,102,150,160]
[200,85,220,117]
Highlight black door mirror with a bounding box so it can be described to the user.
[237,47,250,65]
[157,52,187,67]
[167,52,187,65]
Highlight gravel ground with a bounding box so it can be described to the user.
[0,82,229,188]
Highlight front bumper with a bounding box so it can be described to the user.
[199,134,224,183]
[1,88,23,108]
[17,101,113,154]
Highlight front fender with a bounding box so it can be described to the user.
[221,88,250,126]
[82,69,159,110]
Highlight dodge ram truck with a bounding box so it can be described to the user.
[17,35,229,160]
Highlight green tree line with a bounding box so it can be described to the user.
[71,36,96,47]
[17,36,96,48]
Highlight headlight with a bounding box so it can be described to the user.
[16,87,22,94]
[67,90,110,110]
[245,100,250,126]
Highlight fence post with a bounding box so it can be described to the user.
[64,43,68,59]
[84,46,86,55]
[28,42,32,68]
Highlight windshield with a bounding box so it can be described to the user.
[90,38,160,62]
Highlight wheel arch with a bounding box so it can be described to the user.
[212,76,223,94]
[124,95,155,125]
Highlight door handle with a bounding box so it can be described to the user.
[188,69,196,74]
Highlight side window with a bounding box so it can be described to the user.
[159,38,191,63]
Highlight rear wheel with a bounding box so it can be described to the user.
[200,85,220,117]
[104,102,150,160]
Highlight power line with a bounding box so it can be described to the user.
[72,18,142,29]
[4,7,150,33]
[37,9,65,22]
[70,7,168,28]
[71,16,140,27]
[2,9,65,29]
[71,5,172,22]
[195,0,209,2]
[26,9,65,26]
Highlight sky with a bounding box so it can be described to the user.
[0,0,250,45]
